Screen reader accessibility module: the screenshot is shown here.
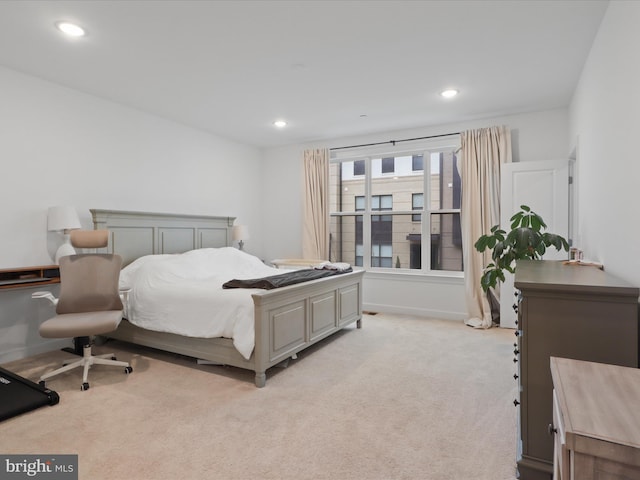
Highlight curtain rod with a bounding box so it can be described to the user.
[329,132,461,152]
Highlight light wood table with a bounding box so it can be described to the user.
[550,356,640,480]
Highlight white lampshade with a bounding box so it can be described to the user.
[47,206,81,232]
[232,225,249,241]
[47,206,81,264]
[232,225,249,251]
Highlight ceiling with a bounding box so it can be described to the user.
[0,0,608,149]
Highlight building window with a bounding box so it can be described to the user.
[372,194,392,210]
[412,154,423,171]
[412,193,423,222]
[353,159,365,176]
[381,157,394,174]
[329,142,462,273]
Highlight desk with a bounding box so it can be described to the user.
[0,265,77,361]
[0,277,61,420]
[0,265,60,290]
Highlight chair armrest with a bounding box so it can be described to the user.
[119,288,131,316]
[31,291,58,306]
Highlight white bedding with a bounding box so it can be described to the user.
[119,247,286,360]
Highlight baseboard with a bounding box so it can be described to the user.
[362,303,466,320]
[517,456,553,480]
[0,339,73,364]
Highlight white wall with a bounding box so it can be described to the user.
[262,108,569,318]
[0,66,264,362]
[569,1,640,288]
[0,66,265,269]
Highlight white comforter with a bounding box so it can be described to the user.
[119,247,285,360]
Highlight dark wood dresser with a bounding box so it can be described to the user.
[513,260,639,480]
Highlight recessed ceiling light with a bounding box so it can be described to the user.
[273,120,287,128]
[55,21,86,37]
[440,89,459,98]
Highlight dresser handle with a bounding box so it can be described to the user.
[513,373,519,380]
[514,348,519,355]
[513,399,520,407]
[547,424,557,436]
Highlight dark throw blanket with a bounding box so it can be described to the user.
[222,267,352,290]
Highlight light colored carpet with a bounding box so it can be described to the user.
[0,314,517,480]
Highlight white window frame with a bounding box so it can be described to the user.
[330,136,461,275]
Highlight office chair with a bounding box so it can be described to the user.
[32,230,133,391]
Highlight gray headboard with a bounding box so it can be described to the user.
[91,209,235,266]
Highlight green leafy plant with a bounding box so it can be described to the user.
[474,205,569,292]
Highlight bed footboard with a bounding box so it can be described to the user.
[251,270,363,387]
[107,270,364,387]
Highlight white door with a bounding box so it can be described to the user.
[499,160,569,328]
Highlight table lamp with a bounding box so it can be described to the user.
[48,206,81,263]
[232,225,249,251]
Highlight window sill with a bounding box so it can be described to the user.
[363,268,464,284]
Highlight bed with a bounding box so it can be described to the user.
[91,209,364,387]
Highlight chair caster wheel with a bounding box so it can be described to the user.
[124,366,133,374]
[81,382,90,391]
[111,356,117,361]
[39,380,46,388]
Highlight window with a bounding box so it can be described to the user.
[412,154,423,171]
[353,159,365,176]
[381,157,394,174]
[429,151,462,271]
[356,195,392,211]
[412,193,423,222]
[371,195,393,267]
[354,195,392,267]
[329,142,462,273]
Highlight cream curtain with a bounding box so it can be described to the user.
[460,126,512,329]
[302,148,330,260]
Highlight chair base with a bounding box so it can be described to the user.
[40,344,132,391]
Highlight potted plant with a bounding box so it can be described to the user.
[474,205,570,293]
